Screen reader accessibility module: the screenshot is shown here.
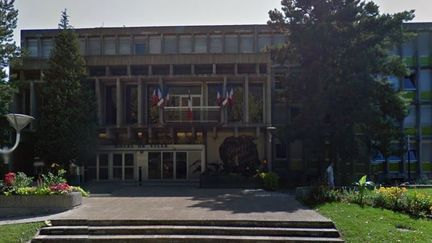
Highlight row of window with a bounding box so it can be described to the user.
[26,33,286,58]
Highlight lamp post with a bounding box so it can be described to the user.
[266,126,277,172]
[0,113,34,170]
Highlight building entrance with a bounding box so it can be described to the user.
[148,151,187,180]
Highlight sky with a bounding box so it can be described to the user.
[13,0,432,45]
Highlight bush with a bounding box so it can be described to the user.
[14,172,33,188]
[260,172,279,191]
[41,169,67,186]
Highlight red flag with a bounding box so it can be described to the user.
[187,90,193,120]
[151,89,159,106]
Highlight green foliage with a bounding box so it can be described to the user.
[13,172,33,188]
[70,186,90,197]
[353,175,375,207]
[0,222,45,243]
[259,172,280,191]
[41,169,67,186]
[35,11,97,167]
[268,0,414,175]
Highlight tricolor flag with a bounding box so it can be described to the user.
[187,90,193,120]
[151,89,159,106]
[157,88,165,107]
[216,90,222,106]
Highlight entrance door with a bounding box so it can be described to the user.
[147,151,188,180]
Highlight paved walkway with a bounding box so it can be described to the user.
[0,187,330,224]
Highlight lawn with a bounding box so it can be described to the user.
[0,222,44,243]
[316,202,432,243]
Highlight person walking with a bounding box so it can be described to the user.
[326,162,335,188]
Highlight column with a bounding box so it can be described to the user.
[244,75,249,123]
[266,63,273,171]
[30,81,35,130]
[95,78,103,125]
[116,78,122,127]
[137,78,143,125]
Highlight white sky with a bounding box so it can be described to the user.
[13,0,432,45]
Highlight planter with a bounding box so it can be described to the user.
[200,174,261,188]
[0,192,82,218]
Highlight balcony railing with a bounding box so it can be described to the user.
[163,106,221,123]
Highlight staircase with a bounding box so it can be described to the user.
[32,219,344,242]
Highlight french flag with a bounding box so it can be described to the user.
[157,88,165,107]
[151,89,159,106]
[216,90,222,106]
[222,88,234,107]
[187,90,193,120]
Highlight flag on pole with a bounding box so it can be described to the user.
[157,88,165,107]
[151,88,159,106]
[216,89,222,106]
[187,90,193,120]
[222,89,229,106]
[228,88,234,106]
[165,89,170,105]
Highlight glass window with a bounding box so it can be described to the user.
[387,76,400,91]
[27,38,38,57]
[401,40,415,57]
[273,34,286,46]
[113,153,122,180]
[240,35,253,53]
[98,153,109,180]
[421,105,431,125]
[176,152,187,179]
[224,35,238,53]
[41,38,53,58]
[275,142,287,159]
[105,85,117,125]
[207,83,223,106]
[103,36,116,55]
[79,38,86,55]
[249,83,263,123]
[118,36,131,55]
[194,35,207,53]
[258,34,271,52]
[210,35,223,53]
[147,85,159,124]
[179,35,192,53]
[404,105,416,127]
[88,37,101,55]
[149,36,161,54]
[164,35,177,54]
[418,32,430,57]
[419,70,432,92]
[134,36,147,55]
[125,85,138,124]
[421,142,432,163]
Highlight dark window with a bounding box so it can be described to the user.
[105,85,117,125]
[173,64,192,75]
[152,65,170,75]
[404,71,416,90]
[274,73,286,89]
[259,64,267,74]
[216,64,235,75]
[134,37,147,55]
[89,66,106,76]
[131,65,149,76]
[109,66,127,76]
[275,143,287,159]
[238,64,256,74]
[195,64,213,75]
[125,85,138,124]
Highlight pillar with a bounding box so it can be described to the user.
[137,78,143,125]
[95,78,103,125]
[244,75,249,123]
[116,78,122,127]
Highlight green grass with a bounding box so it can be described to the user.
[408,188,432,196]
[316,202,432,243]
[0,222,44,243]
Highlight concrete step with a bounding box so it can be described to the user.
[32,234,345,242]
[39,225,340,237]
[50,219,336,228]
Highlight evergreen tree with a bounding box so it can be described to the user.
[0,0,19,146]
[36,9,97,167]
[268,0,413,182]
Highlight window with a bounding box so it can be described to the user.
[149,36,161,54]
[109,66,127,76]
[88,66,106,76]
[41,38,53,58]
[194,35,207,53]
[227,84,244,123]
[152,65,170,75]
[418,32,430,57]
[258,34,271,52]
[134,36,147,55]
[179,35,192,53]
[238,64,256,74]
[105,85,117,125]
[118,36,131,55]
[210,35,223,53]
[98,154,109,180]
[103,37,116,55]
[273,34,286,46]
[421,106,431,125]
[401,40,415,57]
[164,35,177,54]
[259,64,268,74]
[249,83,263,123]
[419,70,432,93]
[79,38,86,55]
[387,76,400,91]
[113,154,123,180]
[216,64,235,75]
[147,85,159,124]
[173,64,191,75]
[27,38,38,57]
[125,85,138,124]
[194,64,213,75]
[240,35,253,53]
[207,83,223,106]
[88,37,101,55]
[404,106,416,127]
[403,72,416,90]
[224,35,238,53]
[275,142,287,159]
[131,65,148,76]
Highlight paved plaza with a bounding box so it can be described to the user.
[47,186,330,222]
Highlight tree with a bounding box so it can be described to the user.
[0,0,19,146]
[36,9,97,167]
[268,0,414,183]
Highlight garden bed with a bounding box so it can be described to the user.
[0,191,82,218]
[200,174,262,188]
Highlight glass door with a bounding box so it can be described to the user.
[147,151,188,180]
[148,152,162,179]
[176,152,187,179]
[162,152,174,179]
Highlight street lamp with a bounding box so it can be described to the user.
[0,113,34,169]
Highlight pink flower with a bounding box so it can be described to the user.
[4,172,16,186]
[49,183,71,193]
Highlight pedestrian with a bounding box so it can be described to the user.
[326,162,335,188]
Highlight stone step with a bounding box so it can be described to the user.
[50,219,336,228]
[32,234,345,242]
[39,225,340,238]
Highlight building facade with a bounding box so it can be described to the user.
[9,23,432,185]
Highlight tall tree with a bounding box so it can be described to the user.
[0,0,19,146]
[268,0,413,183]
[36,9,97,167]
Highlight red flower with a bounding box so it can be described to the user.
[49,183,71,193]
[4,172,16,186]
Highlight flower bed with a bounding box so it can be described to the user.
[0,170,88,218]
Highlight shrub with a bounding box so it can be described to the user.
[406,191,432,217]
[260,172,279,191]
[352,175,375,207]
[3,172,15,186]
[374,187,407,211]
[70,186,90,197]
[49,183,71,194]
[14,172,33,188]
[42,169,67,186]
